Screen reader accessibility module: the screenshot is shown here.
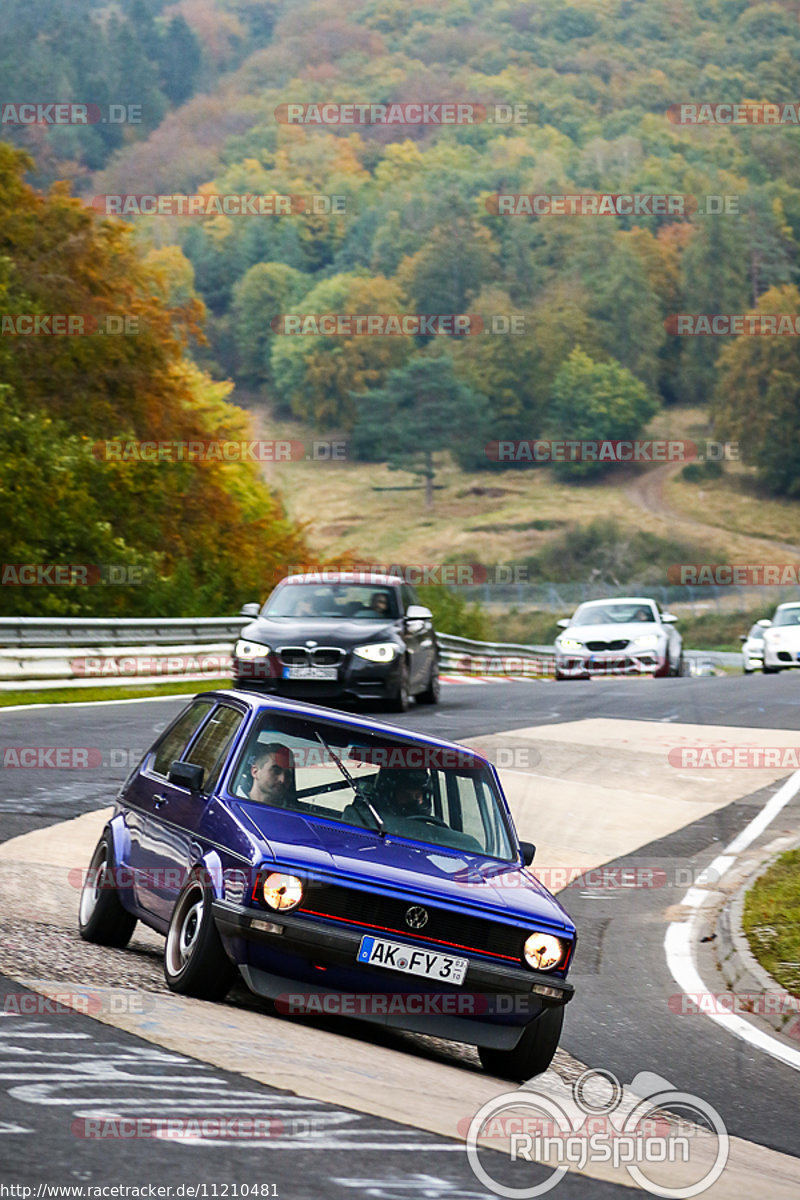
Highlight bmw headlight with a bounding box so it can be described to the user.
[523,931,567,971]
[558,638,584,652]
[631,634,660,649]
[235,639,271,658]
[353,643,399,663]
[261,872,304,912]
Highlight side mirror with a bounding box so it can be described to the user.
[556,618,570,629]
[405,605,432,621]
[239,602,260,618]
[739,635,747,642]
[661,613,678,624]
[168,761,205,791]
[520,840,536,866]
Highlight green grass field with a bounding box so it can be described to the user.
[743,849,800,999]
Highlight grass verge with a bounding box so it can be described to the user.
[0,678,231,707]
[743,848,800,998]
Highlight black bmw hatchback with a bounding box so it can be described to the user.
[232,571,439,711]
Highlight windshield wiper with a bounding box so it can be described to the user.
[314,731,386,837]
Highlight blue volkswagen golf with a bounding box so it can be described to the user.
[78,690,577,1080]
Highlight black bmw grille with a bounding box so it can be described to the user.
[278,646,346,666]
[298,884,528,962]
[585,639,629,652]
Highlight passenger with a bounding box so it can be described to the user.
[376,767,433,820]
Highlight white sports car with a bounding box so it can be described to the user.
[740,620,770,674]
[761,604,800,673]
[554,597,683,680]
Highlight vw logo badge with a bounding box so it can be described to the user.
[405,905,428,930]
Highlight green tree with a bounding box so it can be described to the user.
[231,262,306,389]
[712,284,800,496]
[351,356,488,506]
[270,272,410,427]
[545,347,659,479]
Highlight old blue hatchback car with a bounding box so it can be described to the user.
[78,690,577,1079]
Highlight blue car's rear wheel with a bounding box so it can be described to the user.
[164,874,236,1000]
[78,832,137,948]
[478,1005,564,1081]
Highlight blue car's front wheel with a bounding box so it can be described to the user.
[164,874,236,1001]
[78,832,137,949]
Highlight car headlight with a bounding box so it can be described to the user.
[261,872,303,911]
[631,634,660,649]
[235,639,271,658]
[557,638,584,652]
[353,642,399,663]
[523,931,567,971]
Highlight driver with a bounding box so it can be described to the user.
[245,743,297,807]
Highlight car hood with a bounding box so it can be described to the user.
[231,801,574,933]
[560,622,667,642]
[241,616,398,648]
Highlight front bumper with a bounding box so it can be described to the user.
[763,644,800,668]
[232,651,403,701]
[213,900,574,1050]
[555,650,666,678]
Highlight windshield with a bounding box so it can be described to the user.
[570,602,657,626]
[773,608,800,627]
[229,713,516,860]
[263,582,398,620]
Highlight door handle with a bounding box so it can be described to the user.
[153,794,168,809]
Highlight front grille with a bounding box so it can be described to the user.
[312,647,345,666]
[298,884,528,962]
[585,639,629,652]
[278,646,346,666]
[279,647,308,665]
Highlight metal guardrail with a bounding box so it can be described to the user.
[0,618,741,690]
[0,616,249,648]
[436,633,553,677]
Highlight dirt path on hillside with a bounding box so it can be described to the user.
[625,461,800,557]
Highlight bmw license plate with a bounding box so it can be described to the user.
[282,665,338,680]
[357,935,467,985]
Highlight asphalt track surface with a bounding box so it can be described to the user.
[2,674,800,1194]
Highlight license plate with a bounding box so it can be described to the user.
[282,665,338,680]
[357,935,467,985]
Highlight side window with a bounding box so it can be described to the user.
[151,700,214,777]
[185,706,245,793]
[401,585,416,613]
